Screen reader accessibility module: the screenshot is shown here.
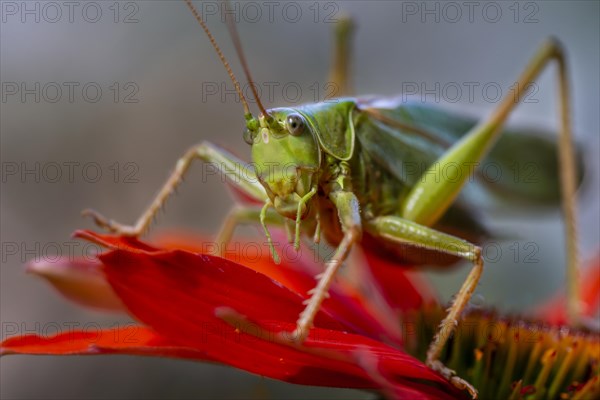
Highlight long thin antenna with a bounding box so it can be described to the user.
[184,0,251,116]
[223,0,270,118]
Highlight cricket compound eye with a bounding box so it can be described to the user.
[286,114,305,136]
[243,128,255,145]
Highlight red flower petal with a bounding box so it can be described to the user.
[26,257,125,312]
[5,230,465,398]
[98,244,465,398]
[73,230,160,253]
[28,231,403,344]
[0,326,207,360]
[0,322,463,399]
[147,230,404,344]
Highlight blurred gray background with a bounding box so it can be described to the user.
[1,1,598,399]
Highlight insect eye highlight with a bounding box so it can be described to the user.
[286,114,305,136]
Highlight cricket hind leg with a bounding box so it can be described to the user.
[393,39,578,397]
[83,141,267,236]
[400,38,579,321]
[365,216,481,398]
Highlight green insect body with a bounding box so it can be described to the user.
[84,3,582,398]
[248,101,423,245]
[245,96,566,265]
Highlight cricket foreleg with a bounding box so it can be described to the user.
[292,190,361,342]
[365,216,481,398]
[83,141,267,236]
[400,38,580,321]
[213,206,286,257]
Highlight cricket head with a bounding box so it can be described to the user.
[183,0,319,260]
[244,109,321,220]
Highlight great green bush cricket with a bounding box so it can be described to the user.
[80,1,584,397]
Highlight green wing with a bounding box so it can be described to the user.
[356,98,584,207]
